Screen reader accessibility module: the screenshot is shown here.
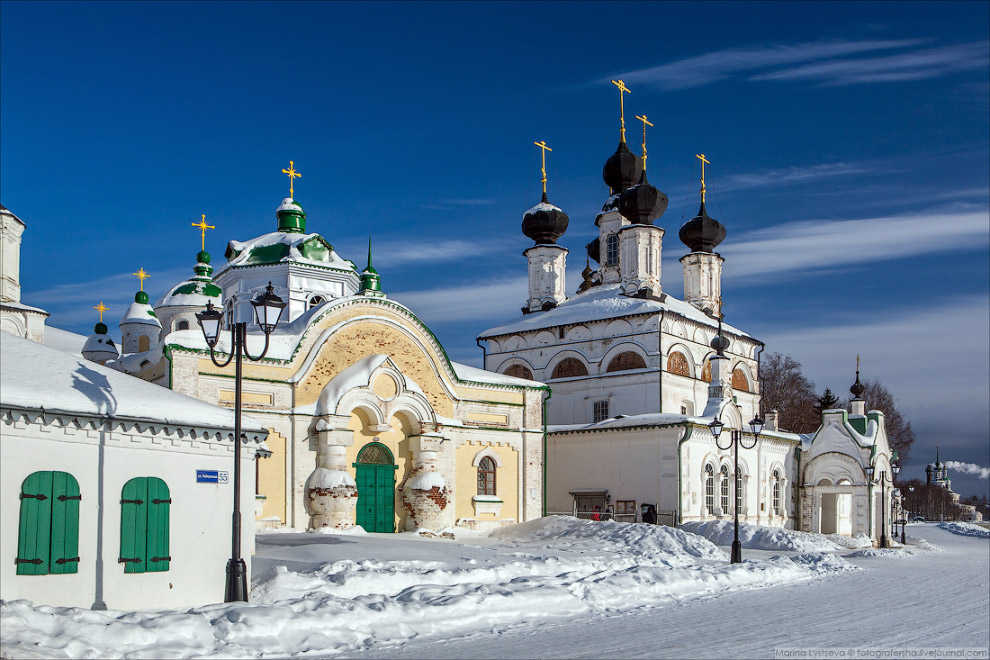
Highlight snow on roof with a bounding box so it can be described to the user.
[44,326,88,357]
[478,284,750,339]
[216,231,355,275]
[450,361,544,387]
[550,412,801,441]
[156,279,222,309]
[277,197,301,213]
[121,301,162,328]
[1,333,265,433]
[526,201,562,214]
[0,203,25,226]
[0,300,49,315]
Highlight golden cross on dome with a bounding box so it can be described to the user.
[133,267,149,291]
[93,301,108,323]
[857,354,860,371]
[696,153,711,203]
[282,160,301,198]
[534,140,552,194]
[611,79,631,141]
[191,214,215,251]
[635,114,653,167]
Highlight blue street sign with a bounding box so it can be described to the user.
[196,470,229,484]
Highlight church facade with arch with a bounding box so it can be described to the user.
[99,192,548,534]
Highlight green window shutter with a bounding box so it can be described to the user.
[120,478,148,574]
[146,478,170,572]
[49,472,81,575]
[16,472,53,576]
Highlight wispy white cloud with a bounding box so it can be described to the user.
[369,237,523,267]
[945,462,990,480]
[392,277,529,324]
[612,39,926,90]
[752,42,989,86]
[718,162,870,192]
[721,207,990,280]
[24,267,189,331]
[392,269,585,326]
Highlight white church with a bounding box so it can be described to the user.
[477,101,899,543]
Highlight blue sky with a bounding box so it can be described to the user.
[2,1,988,499]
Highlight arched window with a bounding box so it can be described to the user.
[606,351,646,373]
[357,443,393,465]
[772,470,781,514]
[120,477,171,573]
[502,364,534,380]
[16,471,81,575]
[667,352,690,377]
[606,234,619,267]
[309,295,325,309]
[704,465,715,515]
[720,465,730,514]
[138,335,150,352]
[551,357,589,379]
[732,368,749,393]
[477,457,496,496]
[176,320,190,331]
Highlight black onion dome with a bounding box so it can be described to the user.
[619,170,669,225]
[850,372,865,398]
[586,236,600,264]
[679,201,726,252]
[711,333,730,354]
[603,139,642,193]
[522,192,569,244]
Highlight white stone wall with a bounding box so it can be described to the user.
[618,224,663,296]
[680,252,724,313]
[215,262,359,328]
[0,409,259,610]
[1,210,24,304]
[548,423,798,526]
[485,313,761,426]
[525,245,568,312]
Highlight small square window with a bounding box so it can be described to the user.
[680,405,687,415]
[593,400,610,423]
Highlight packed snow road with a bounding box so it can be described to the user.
[349,522,989,659]
[0,520,986,659]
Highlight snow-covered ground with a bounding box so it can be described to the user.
[1,520,987,659]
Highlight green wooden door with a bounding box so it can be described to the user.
[354,443,396,533]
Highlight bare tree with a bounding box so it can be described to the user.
[858,380,917,465]
[759,352,820,433]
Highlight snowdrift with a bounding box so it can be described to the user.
[0,517,855,659]
[937,521,990,538]
[680,520,841,552]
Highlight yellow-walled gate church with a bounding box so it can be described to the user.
[103,182,548,533]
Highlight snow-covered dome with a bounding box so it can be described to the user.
[81,322,119,363]
[156,250,222,309]
[121,291,162,328]
[275,197,307,233]
[522,192,569,244]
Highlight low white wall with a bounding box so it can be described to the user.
[1,411,258,610]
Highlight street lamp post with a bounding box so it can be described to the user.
[866,458,900,549]
[197,282,285,603]
[708,415,764,564]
